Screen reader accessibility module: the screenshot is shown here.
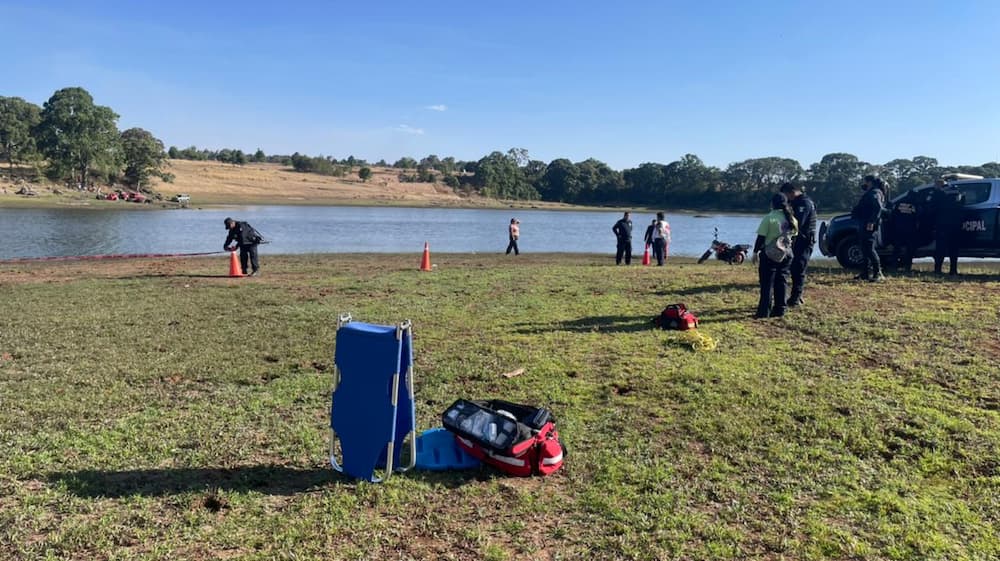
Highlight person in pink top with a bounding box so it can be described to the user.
[506,218,520,255]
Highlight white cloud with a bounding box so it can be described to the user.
[424,104,448,112]
[396,124,425,135]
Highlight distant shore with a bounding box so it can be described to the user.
[0,159,817,216]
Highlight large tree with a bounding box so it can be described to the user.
[806,153,869,211]
[0,96,42,176]
[472,150,538,200]
[660,154,721,207]
[35,87,121,186]
[120,127,165,189]
[538,158,581,201]
[623,162,667,202]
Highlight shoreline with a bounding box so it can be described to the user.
[0,192,783,216]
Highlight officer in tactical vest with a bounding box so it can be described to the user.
[779,182,816,306]
[224,217,263,276]
[929,179,964,275]
[851,175,887,282]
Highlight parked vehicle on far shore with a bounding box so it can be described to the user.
[818,174,1000,269]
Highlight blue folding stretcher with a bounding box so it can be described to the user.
[330,314,416,482]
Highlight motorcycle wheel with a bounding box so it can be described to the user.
[732,253,745,265]
[697,250,713,264]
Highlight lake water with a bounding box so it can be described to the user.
[0,206,772,260]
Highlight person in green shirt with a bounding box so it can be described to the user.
[752,193,799,318]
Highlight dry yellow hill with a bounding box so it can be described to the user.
[0,160,582,210]
[160,159,466,206]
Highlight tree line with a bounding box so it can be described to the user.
[0,88,168,189]
[4,87,998,209]
[455,150,1000,212]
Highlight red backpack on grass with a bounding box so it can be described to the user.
[653,303,699,330]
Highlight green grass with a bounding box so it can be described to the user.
[1,254,998,560]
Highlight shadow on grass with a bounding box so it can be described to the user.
[48,465,334,497]
[515,315,654,334]
[119,273,239,279]
[48,464,489,497]
[697,307,753,324]
[656,282,758,297]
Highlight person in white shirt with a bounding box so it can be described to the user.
[650,212,671,266]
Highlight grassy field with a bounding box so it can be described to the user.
[1,254,998,560]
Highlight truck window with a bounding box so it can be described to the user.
[957,182,991,205]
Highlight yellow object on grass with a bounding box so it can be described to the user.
[679,329,717,352]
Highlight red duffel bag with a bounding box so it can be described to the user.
[442,399,565,477]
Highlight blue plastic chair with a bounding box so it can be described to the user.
[329,314,416,482]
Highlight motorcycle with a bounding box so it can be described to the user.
[697,227,750,265]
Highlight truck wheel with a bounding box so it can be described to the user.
[836,237,865,270]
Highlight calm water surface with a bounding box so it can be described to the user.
[0,206,772,260]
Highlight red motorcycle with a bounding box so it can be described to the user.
[698,228,750,265]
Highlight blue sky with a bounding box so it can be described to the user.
[4,1,998,170]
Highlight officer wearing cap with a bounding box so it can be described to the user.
[851,175,887,282]
[779,182,816,307]
[223,217,263,276]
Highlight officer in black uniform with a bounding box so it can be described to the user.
[851,175,887,282]
[779,182,816,306]
[224,217,263,276]
[929,179,964,275]
[612,211,633,265]
[888,188,921,272]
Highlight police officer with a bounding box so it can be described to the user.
[888,188,921,272]
[851,175,887,282]
[224,217,263,276]
[779,182,816,307]
[930,179,964,275]
[612,211,633,265]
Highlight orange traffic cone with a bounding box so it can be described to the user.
[228,250,244,277]
[642,244,651,266]
[420,242,432,272]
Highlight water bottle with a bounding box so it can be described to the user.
[487,422,498,442]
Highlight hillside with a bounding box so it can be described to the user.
[160,159,467,206]
[0,160,591,209]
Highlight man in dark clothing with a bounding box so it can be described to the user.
[929,179,964,275]
[888,188,921,272]
[642,218,656,252]
[851,175,886,282]
[612,211,633,265]
[224,217,262,276]
[779,182,816,307]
